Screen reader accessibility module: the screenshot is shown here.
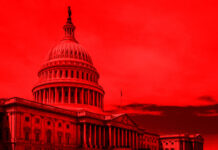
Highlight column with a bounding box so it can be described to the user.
[101,95,104,109]
[132,131,135,148]
[83,123,87,148]
[103,127,106,148]
[87,89,90,105]
[99,126,102,148]
[68,69,71,78]
[118,128,120,147]
[50,88,53,104]
[93,91,95,106]
[89,124,92,148]
[35,92,38,102]
[109,126,112,148]
[55,87,58,103]
[96,92,99,107]
[81,88,84,104]
[125,129,128,147]
[43,89,46,104]
[52,70,54,79]
[183,140,185,150]
[68,87,71,103]
[136,133,138,149]
[129,130,131,148]
[113,127,116,147]
[99,94,101,108]
[75,88,78,104]
[57,70,60,78]
[94,125,96,148]
[62,87,64,103]
[121,129,124,147]
[48,88,51,103]
[63,69,65,78]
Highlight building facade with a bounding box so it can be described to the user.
[0,7,161,150]
[159,134,204,150]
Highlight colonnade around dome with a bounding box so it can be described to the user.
[33,86,104,109]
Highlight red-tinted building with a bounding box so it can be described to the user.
[0,7,160,150]
[159,134,204,150]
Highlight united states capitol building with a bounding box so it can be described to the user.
[0,7,203,150]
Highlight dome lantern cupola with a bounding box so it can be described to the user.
[63,6,77,42]
[32,7,105,112]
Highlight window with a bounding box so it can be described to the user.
[59,89,62,102]
[46,130,51,144]
[25,117,30,122]
[60,70,62,78]
[76,71,79,78]
[35,118,40,124]
[35,132,40,142]
[65,70,68,78]
[25,132,29,141]
[85,73,88,80]
[90,75,92,81]
[65,133,70,144]
[82,72,84,79]
[58,123,62,127]
[66,124,70,129]
[71,71,74,78]
[49,71,52,78]
[57,132,62,144]
[47,121,51,126]
[54,70,57,78]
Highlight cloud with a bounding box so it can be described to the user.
[110,103,218,135]
[197,96,216,103]
[108,103,162,115]
[196,109,218,117]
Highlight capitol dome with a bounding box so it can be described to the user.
[32,7,104,111]
[47,39,93,64]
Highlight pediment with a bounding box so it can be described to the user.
[112,114,136,127]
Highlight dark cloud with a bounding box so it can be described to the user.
[113,103,218,135]
[197,96,216,103]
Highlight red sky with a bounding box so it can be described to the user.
[0,0,218,149]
